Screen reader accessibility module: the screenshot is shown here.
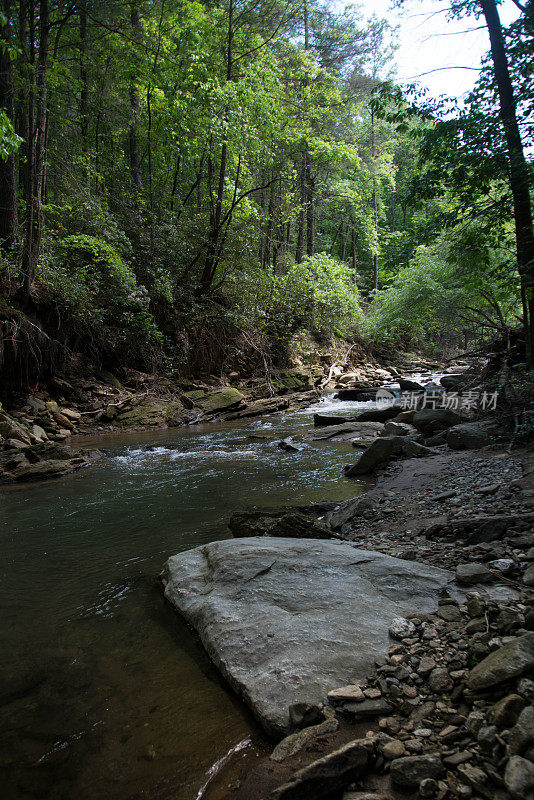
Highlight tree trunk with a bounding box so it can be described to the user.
[17,0,30,204]
[306,157,314,257]
[0,0,19,252]
[128,1,143,192]
[79,2,88,147]
[21,0,49,300]
[265,176,275,270]
[480,0,534,365]
[197,0,233,295]
[295,151,306,263]
[371,106,379,291]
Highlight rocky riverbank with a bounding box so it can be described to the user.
[0,369,319,483]
[194,440,533,800]
[0,354,461,484]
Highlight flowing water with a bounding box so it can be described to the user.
[0,395,375,800]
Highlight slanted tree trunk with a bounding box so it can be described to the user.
[480,0,534,366]
[0,0,18,251]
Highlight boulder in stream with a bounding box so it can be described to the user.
[161,537,463,738]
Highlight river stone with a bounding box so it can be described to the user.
[487,694,526,729]
[270,709,339,762]
[509,705,534,755]
[356,406,404,423]
[116,399,185,428]
[327,493,378,531]
[382,421,418,437]
[182,388,244,414]
[412,409,464,434]
[389,617,416,640]
[399,378,425,392]
[344,436,405,476]
[228,511,333,540]
[505,756,534,800]
[456,563,493,585]
[523,565,534,587]
[446,421,495,451]
[162,537,462,737]
[271,738,372,800]
[390,754,445,788]
[467,633,534,691]
[440,374,464,390]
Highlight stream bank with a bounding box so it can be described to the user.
[199,445,534,800]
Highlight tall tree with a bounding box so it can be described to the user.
[0,0,18,251]
[477,0,534,364]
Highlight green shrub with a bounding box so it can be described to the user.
[40,234,163,345]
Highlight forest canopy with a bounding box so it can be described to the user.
[0,0,532,378]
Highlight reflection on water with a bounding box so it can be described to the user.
[0,396,370,800]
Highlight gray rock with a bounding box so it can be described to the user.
[270,710,339,762]
[278,437,303,452]
[390,754,445,788]
[31,423,48,441]
[383,739,406,760]
[382,421,418,437]
[509,705,534,756]
[429,667,453,693]
[389,617,416,640]
[457,763,492,797]
[437,604,462,622]
[440,375,464,389]
[412,409,464,434]
[487,694,526,729]
[0,414,31,444]
[456,563,493,585]
[403,440,438,458]
[327,494,377,531]
[162,538,462,737]
[523,565,534,587]
[340,698,392,719]
[289,702,324,729]
[447,422,495,451]
[505,756,534,800]
[271,737,372,800]
[467,633,534,691]
[355,406,404,422]
[344,437,405,476]
[229,511,333,541]
[399,378,425,392]
[489,558,515,574]
[327,684,364,703]
[313,413,349,426]
[12,459,75,481]
[518,679,534,702]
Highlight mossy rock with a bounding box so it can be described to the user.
[115,399,186,428]
[182,387,245,413]
[165,401,187,427]
[96,369,122,389]
[272,370,311,394]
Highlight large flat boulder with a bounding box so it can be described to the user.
[161,537,461,738]
[115,399,186,428]
[182,387,245,413]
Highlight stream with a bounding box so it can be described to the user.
[0,395,376,800]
